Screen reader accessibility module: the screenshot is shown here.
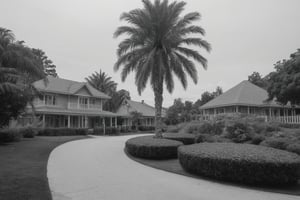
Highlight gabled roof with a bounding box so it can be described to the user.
[33,76,110,99]
[200,80,281,109]
[116,100,166,117]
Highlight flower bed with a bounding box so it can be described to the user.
[178,143,300,185]
[126,135,183,159]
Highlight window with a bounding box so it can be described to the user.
[79,97,88,105]
[45,95,56,105]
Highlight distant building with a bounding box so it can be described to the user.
[199,80,300,123]
[24,76,118,128]
[116,99,166,127]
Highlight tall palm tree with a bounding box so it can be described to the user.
[114,0,211,137]
[85,70,117,96]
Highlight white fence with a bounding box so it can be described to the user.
[267,115,300,124]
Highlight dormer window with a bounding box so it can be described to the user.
[45,95,56,105]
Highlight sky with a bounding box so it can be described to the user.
[1,0,300,107]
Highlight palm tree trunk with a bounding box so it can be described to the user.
[154,79,163,138]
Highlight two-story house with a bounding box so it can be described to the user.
[25,76,118,128]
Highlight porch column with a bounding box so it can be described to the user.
[247,106,250,114]
[110,117,112,128]
[103,117,106,135]
[42,114,45,128]
[115,117,117,128]
[67,115,70,128]
[85,116,88,128]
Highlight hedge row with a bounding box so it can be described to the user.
[93,127,120,135]
[37,128,88,136]
[0,127,38,143]
[126,136,183,159]
[163,133,195,145]
[178,143,300,185]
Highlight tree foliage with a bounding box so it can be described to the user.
[114,0,210,136]
[0,27,45,126]
[248,71,268,89]
[85,70,130,112]
[31,48,58,77]
[165,86,222,125]
[267,49,300,105]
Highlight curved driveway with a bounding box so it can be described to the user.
[48,135,298,200]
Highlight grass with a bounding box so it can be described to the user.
[0,136,89,200]
[125,149,300,196]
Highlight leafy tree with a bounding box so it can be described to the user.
[165,98,185,124]
[114,0,210,137]
[130,111,143,131]
[32,48,58,77]
[0,27,45,126]
[85,70,117,96]
[110,89,131,112]
[267,49,300,105]
[248,71,268,89]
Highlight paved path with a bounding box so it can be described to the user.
[48,135,299,200]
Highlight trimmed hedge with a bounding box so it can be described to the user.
[163,133,195,145]
[138,126,155,132]
[0,128,23,143]
[38,128,88,136]
[178,143,300,185]
[93,127,120,135]
[126,136,183,159]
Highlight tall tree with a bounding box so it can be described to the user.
[114,0,210,137]
[248,71,268,89]
[85,70,117,96]
[267,49,300,105]
[0,27,45,126]
[32,48,58,77]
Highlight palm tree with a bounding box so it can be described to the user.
[114,0,211,137]
[85,70,117,96]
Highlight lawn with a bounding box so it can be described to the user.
[125,149,300,196]
[0,136,89,200]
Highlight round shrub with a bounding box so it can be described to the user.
[178,143,300,185]
[126,136,183,159]
[260,137,291,150]
[22,127,36,138]
[163,133,195,145]
[286,143,300,155]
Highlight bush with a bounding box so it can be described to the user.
[178,143,300,185]
[22,126,36,138]
[163,133,195,145]
[286,143,300,155]
[0,128,22,143]
[186,121,224,135]
[138,126,155,132]
[195,134,231,143]
[38,128,88,136]
[126,136,183,159]
[260,137,291,150]
[250,134,265,145]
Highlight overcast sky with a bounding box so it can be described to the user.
[1,0,300,106]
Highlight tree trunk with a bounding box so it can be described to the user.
[154,79,163,138]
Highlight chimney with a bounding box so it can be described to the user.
[141,100,144,104]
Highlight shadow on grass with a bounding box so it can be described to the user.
[0,136,90,200]
[124,148,300,196]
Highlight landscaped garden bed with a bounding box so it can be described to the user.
[178,143,300,186]
[163,132,195,144]
[125,135,183,159]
